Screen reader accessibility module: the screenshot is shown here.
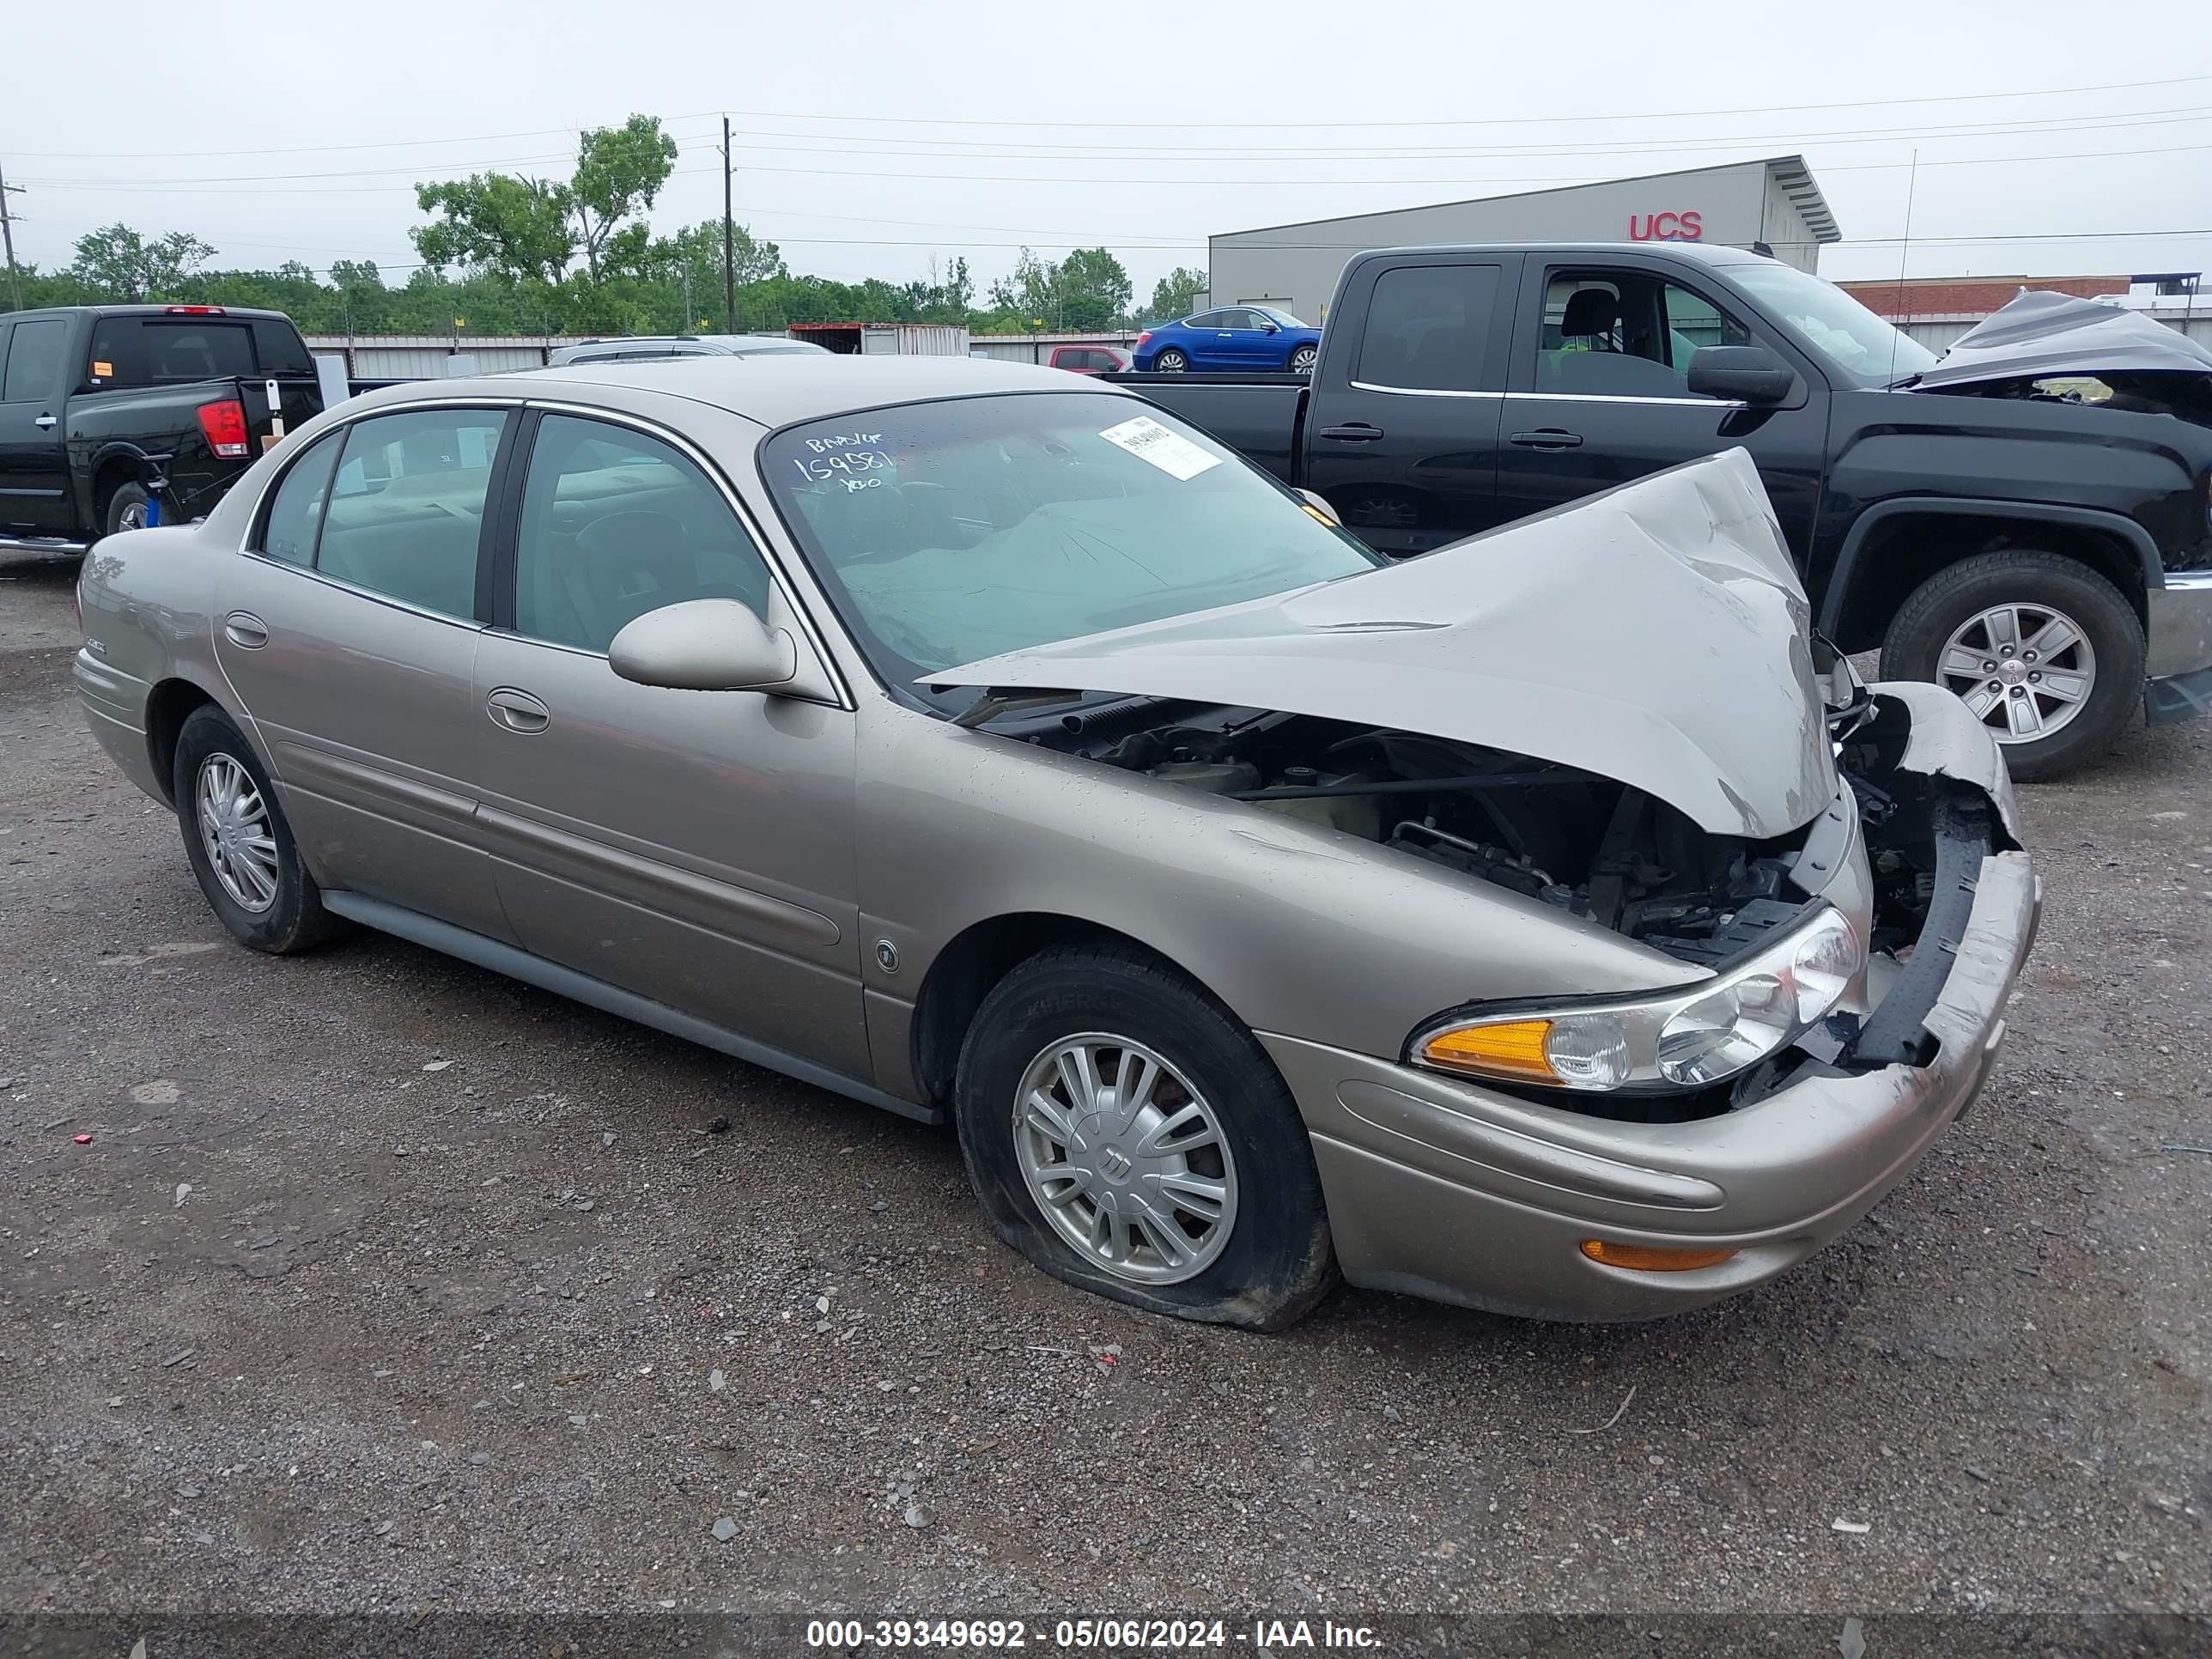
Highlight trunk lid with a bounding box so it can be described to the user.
[928,448,1836,840]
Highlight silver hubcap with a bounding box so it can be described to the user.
[1159,354,1185,371]
[1936,602,2096,744]
[1291,349,1316,373]
[118,501,146,532]
[194,754,280,912]
[1012,1034,1238,1285]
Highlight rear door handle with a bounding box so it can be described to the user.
[1510,428,1583,449]
[34,415,57,431]
[485,687,550,733]
[1318,423,1385,441]
[222,611,269,648]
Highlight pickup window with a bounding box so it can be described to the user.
[1534,270,1753,399]
[3,318,68,401]
[1356,264,1503,393]
[85,318,257,388]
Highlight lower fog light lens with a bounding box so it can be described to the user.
[1580,1239,1739,1272]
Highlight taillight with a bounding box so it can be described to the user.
[165,304,226,316]
[1135,331,1152,348]
[198,398,250,459]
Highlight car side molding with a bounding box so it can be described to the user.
[319,890,941,1126]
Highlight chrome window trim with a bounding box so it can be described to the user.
[515,397,858,712]
[236,549,489,631]
[1347,380,1744,410]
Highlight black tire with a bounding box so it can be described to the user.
[171,704,335,953]
[103,482,150,539]
[1287,344,1318,375]
[1880,550,2144,783]
[954,943,1337,1331]
[1152,348,1189,373]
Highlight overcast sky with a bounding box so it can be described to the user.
[5,0,2209,306]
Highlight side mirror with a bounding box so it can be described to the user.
[1686,344,1794,404]
[609,599,798,692]
[1296,488,1342,526]
[1261,320,1280,334]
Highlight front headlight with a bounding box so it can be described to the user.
[1412,905,1862,1094]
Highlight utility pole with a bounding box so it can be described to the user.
[720,116,736,334]
[0,162,25,313]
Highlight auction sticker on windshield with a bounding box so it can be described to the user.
[1099,415,1221,481]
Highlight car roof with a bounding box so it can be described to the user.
[1352,240,1771,267]
[352,354,1127,431]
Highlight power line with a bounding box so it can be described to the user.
[12,70,2211,162]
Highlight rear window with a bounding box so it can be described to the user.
[86,318,258,388]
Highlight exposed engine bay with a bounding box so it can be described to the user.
[1002,694,1831,967]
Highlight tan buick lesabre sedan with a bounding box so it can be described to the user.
[73,356,2038,1329]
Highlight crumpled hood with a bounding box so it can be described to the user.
[927,447,1836,839]
[1911,289,2212,391]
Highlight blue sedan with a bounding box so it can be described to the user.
[1133,306,1322,374]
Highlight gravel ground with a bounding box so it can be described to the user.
[2,547,2207,1622]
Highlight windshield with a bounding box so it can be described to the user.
[1729,263,1938,385]
[762,392,1382,700]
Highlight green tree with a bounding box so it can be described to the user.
[69,224,218,301]
[1058,246,1131,324]
[1145,265,1207,322]
[569,115,679,282]
[412,173,574,288]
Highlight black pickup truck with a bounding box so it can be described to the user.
[1111,243,2212,779]
[0,304,324,553]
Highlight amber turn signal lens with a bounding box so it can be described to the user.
[1420,1018,1556,1081]
[1579,1239,1738,1273]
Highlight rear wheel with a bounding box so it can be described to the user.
[103,483,150,538]
[954,945,1336,1330]
[1881,550,2143,781]
[172,705,335,953]
[1152,348,1189,373]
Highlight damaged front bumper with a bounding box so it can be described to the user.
[2145,570,2212,726]
[1261,684,2040,1322]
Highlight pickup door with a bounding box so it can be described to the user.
[0,315,77,535]
[1301,254,1519,556]
[1488,252,1828,556]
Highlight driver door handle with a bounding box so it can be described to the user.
[485,687,550,733]
[34,415,58,431]
[1319,423,1385,441]
[1510,428,1583,449]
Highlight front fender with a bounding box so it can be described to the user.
[853,703,1708,1097]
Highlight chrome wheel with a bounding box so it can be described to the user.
[194,754,279,912]
[1012,1034,1238,1285]
[1936,601,2096,744]
[116,500,148,532]
[1155,351,1188,373]
[1289,345,1318,374]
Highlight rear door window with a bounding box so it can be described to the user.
[1353,264,1504,393]
[315,408,508,617]
[257,431,343,565]
[3,318,69,402]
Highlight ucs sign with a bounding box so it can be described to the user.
[1629,211,1703,241]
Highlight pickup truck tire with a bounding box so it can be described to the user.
[1152,348,1189,373]
[1881,550,2144,782]
[103,483,151,538]
[954,942,1337,1331]
[170,705,336,954]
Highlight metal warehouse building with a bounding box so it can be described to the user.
[1207,155,1839,325]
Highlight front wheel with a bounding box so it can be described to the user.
[954,944,1336,1330]
[1287,343,1318,375]
[1881,550,2143,781]
[1152,348,1189,373]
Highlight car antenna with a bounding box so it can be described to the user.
[1887,149,1918,386]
